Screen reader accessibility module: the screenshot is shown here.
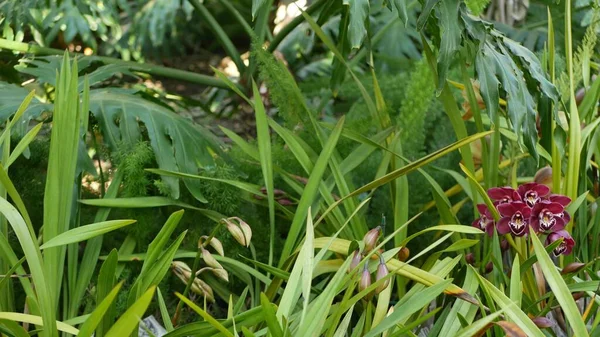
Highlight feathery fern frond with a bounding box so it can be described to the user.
[557,7,599,101]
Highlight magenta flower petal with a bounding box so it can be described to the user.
[530,201,565,233]
[496,217,511,235]
[546,230,575,256]
[518,183,550,207]
[488,187,521,204]
[548,194,571,206]
[473,204,494,236]
[496,201,530,236]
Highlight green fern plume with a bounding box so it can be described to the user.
[253,42,314,127]
[557,7,599,101]
[465,0,491,16]
[113,141,154,197]
[398,60,435,159]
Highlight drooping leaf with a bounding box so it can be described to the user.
[435,0,462,92]
[391,0,408,25]
[343,0,369,49]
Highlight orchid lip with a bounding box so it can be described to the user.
[509,211,527,235]
[539,210,557,231]
[479,215,489,229]
[554,242,567,256]
[524,191,539,207]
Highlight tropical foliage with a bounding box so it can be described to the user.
[0,0,599,336]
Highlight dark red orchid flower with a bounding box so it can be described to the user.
[517,183,550,208]
[497,201,531,236]
[488,187,521,205]
[530,201,566,233]
[546,230,575,256]
[472,204,495,236]
[547,194,572,223]
[547,194,571,206]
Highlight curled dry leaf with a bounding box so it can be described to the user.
[495,321,528,337]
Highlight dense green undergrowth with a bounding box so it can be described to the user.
[0,0,599,336]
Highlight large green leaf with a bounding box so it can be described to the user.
[0,69,225,203]
[435,0,462,92]
[418,4,558,159]
[88,89,223,201]
[344,0,369,49]
[39,220,136,250]
[0,83,51,136]
[530,233,589,336]
[15,56,133,90]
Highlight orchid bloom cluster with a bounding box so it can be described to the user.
[472,182,575,256]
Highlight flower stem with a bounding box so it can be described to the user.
[171,223,223,326]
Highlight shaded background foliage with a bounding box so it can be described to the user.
[0,0,598,334]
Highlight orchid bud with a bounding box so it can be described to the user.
[500,239,509,252]
[210,268,229,282]
[534,166,553,190]
[277,199,294,206]
[199,236,224,256]
[532,317,553,329]
[201,248,223,270]
[465,253,475,265]
[375,262,390,294]
[561,262,585,275]
[397,247,410,262]
[348,250,361,273]
[363,227,381,252]
[237,218,252,247]
[224,217,252,247]
[171,261,215,302]
[485,261,493,274]
[359,267,372,293]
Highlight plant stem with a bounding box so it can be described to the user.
[0,38,232,89]
[267,0,328,53]
[218,0,254,37]
[171,222,222,326]
[188,0,246,74]
[564,0,581,233]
